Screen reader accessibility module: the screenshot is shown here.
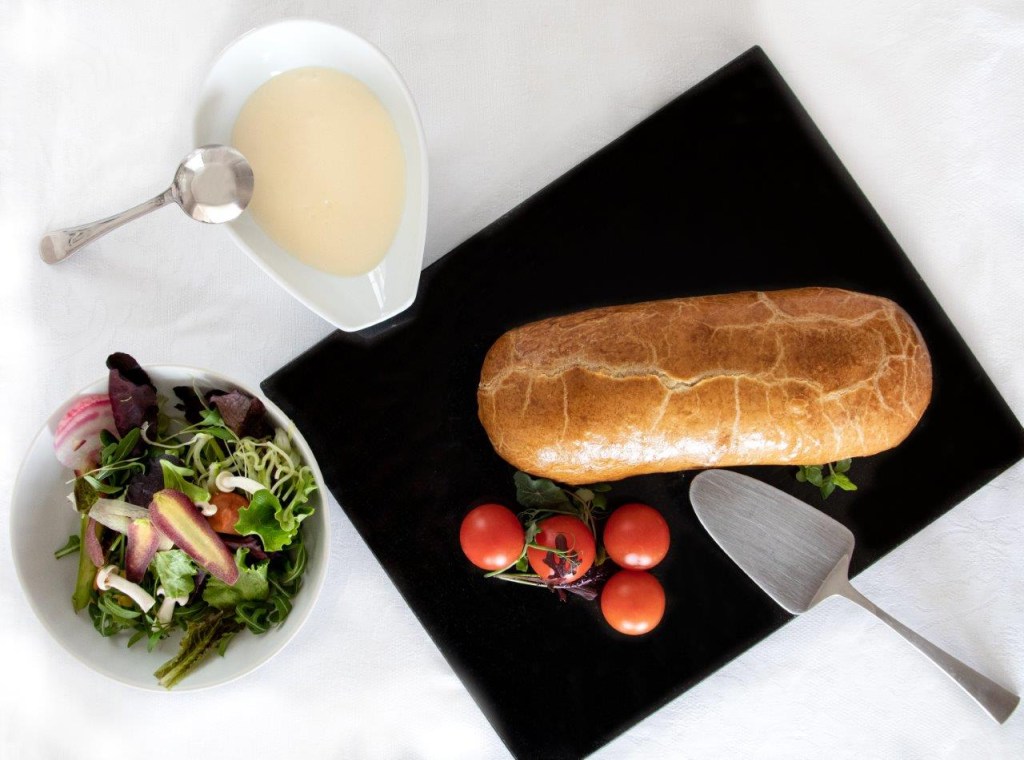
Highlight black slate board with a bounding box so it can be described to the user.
[263,47,1024,758]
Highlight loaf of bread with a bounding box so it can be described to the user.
[477,288,932,484]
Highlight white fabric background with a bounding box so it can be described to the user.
[2,2,1023,757]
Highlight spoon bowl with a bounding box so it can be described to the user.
[172,145,254,223]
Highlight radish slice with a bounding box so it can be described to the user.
[126,518,160,582]
[149,489,239,585]
[84,518,105,567]
[53,394,116,473]
[88,499,150,534]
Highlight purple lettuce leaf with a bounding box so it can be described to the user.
[551,562,616,602]
[219,533,269,562]
[172,386,231,424]
[210,391,273,440]
[106,352,157,440]
[125,454,182,507]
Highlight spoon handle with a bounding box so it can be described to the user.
[840,582,1018,723]
[39,189,172,264]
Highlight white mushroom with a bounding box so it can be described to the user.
[154,586,189,627]
[194,499,218,517]
[215,471,266,496]
[95,565,156,613]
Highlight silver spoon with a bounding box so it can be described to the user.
[690,469,1019,724]
[40,144,254,264]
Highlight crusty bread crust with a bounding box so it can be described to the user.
[477,288,932,484]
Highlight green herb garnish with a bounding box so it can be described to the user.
[513,471,610,535]
[795,458,857,500]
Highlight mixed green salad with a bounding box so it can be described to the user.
[52,353,317,688]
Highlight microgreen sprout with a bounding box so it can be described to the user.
[795,458,857,500]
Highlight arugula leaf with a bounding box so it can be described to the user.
[54,534,80,559]
[152,549,197,598]
[160,460,211,505]
[102,427,141,467]
[202,549,270,610]
[513,471,570,509]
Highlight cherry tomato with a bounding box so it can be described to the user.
[527,515,596,583]
[460,503,525,571]
[603,502,670,570]
[600,570,666,635]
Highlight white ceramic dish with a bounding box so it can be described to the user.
[10,366,330,690]
[195,19,428,332]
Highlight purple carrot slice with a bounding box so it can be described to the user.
[126,518,161,582]
[84,518,105,568]
[149,489,239,585]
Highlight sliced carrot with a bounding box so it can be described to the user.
[205,491,249,535]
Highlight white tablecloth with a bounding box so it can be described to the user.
[2,2,1022,757]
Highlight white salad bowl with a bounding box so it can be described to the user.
[10,366,330,691]
[194,19,428,332]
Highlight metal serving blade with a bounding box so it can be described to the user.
[689,469,1019,724]
[690,468,854,613]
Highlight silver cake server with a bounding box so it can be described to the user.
[690,469,1018,723]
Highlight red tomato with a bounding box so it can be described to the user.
[459,503,525,571]
[526,515,596,583]
[603,502,670,570]
[600,570,666,635]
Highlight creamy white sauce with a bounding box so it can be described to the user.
[232,67,406,276]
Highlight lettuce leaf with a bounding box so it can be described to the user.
[126,454,181,506]
[160,460,211,506]
[202,549,269,609]
[152,549,197,598]
[234,490,293,551]
[210,391,272,440]
[234,483,316,552]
